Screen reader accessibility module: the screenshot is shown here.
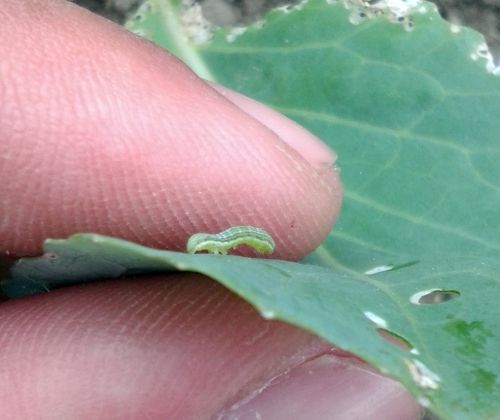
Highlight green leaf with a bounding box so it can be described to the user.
[125,1,500,417]
[5,233,500,419]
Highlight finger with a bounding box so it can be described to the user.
[219,355,422,420]
[0,276,420,419]
[210,82,338,170]
[0,0,342,259]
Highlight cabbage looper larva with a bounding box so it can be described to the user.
[186,226,275,255]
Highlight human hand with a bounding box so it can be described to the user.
[0,1,421,418]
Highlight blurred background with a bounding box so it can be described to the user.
[71,0,500,60]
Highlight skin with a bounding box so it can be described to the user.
[0,1,422,419]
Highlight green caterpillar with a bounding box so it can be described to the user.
[186,226,275,255]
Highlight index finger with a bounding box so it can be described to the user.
[0,0,342,260]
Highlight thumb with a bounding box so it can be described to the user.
[0,276,421,419]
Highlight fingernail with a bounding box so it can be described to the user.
[216,354,422,420]
[209,83,338,170]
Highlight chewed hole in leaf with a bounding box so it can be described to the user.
[470,42,500,75]
[363,310,388,328]
[377,328,413,352]
[365,311,414,352]
[182,0,215,44]
[410,289,460,305]
[343,0,419,31]
[44,252,58,261]
[405,359,441,390]
[364,260,419,276]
